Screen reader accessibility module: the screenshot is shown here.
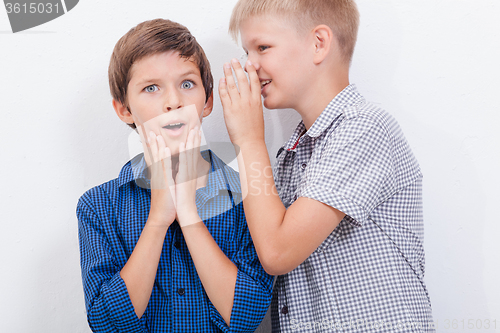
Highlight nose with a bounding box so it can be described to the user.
[164,88,183,111]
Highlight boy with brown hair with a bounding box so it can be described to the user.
[219,0,434,331]
[77,19,272,332]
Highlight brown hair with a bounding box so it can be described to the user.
[229,0,360,65]
[108,19,213,129]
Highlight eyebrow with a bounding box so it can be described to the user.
[134,69,200,87]
[242,36,266,51]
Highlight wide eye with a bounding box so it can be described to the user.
[181,81,194,89]
[144,84,159,93]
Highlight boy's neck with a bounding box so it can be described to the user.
[294,50,350,130]
[296,71,350,130]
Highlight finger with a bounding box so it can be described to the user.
[191,127,200,176]
[194,127,202,156]
[223,62,240,102]
[137,125,152,166]
[148,131,159,163]
[246,60,262,101]
[186,128,196,177]
[231,58,250,100]
[218,77,232,110]
[148,133,163,190]
[185,128,195,152]
[193,128,202,178]
[177,141,187,184]
[163,147,176,206]
[156,135,168,187]
[156,135,166,161]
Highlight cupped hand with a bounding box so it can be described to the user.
[218,59,265,147]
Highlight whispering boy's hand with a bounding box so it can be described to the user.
[219,59,265,147]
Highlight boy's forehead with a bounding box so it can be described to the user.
[129,52,200,81]
[240,14,301,44]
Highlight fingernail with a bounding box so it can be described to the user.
[246,60,252,67]
[220,78,226,83]
[224,62,231,69]
[231,58,239,64]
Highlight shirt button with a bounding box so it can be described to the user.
[301,163,307,170]
[281,306,289,314]
[174,241,180,249]
[177,288,185,296]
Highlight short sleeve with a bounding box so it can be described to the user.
[207,203,273,332]
[77,192,148,332]
[299,116,395,226]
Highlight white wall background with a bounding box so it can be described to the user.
[1,0,498,332]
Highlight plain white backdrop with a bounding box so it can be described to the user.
[1,1,499,332]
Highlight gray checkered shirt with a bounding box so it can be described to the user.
[271,85,434,332]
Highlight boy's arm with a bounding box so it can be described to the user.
[78,195,149,333]
[180,215,273,332]
[219,60,345,275]
[181,223,238,325]
[175,129,237,326]
[120,130,177,318]
[175,130,272,330]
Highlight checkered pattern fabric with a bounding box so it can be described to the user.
[77,150,273,332]
[271,85,434,332]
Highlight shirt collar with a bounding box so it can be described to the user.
[118,154,147,188]
[283,84,364,152]
[117,150,242,196]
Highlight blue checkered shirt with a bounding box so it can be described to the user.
[77,150,273,333]
[271,85,434,332]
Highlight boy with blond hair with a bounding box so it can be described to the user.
[219,0,434,331]
[77,19,272,332]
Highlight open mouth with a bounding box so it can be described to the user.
[162,122,186,137]
[261,79,272,89]
[163,122,185,130]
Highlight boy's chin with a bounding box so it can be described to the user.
[263,98,279,110]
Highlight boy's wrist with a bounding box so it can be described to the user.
[146,209,175,229]
[177,210,202,228]
[237,139,266,154]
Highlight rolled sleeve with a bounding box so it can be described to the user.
[208,205,273,332]
[77,196,148,333]
[299,118,394,226]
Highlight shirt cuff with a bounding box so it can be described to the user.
[87,272,147,332]
[209,269,271,333]
[300,183,366,227]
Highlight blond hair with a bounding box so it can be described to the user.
[229,0,360,64]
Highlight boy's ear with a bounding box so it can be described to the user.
[112,99,135,125]
[202,92,214,118]
[311,24,333,65]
